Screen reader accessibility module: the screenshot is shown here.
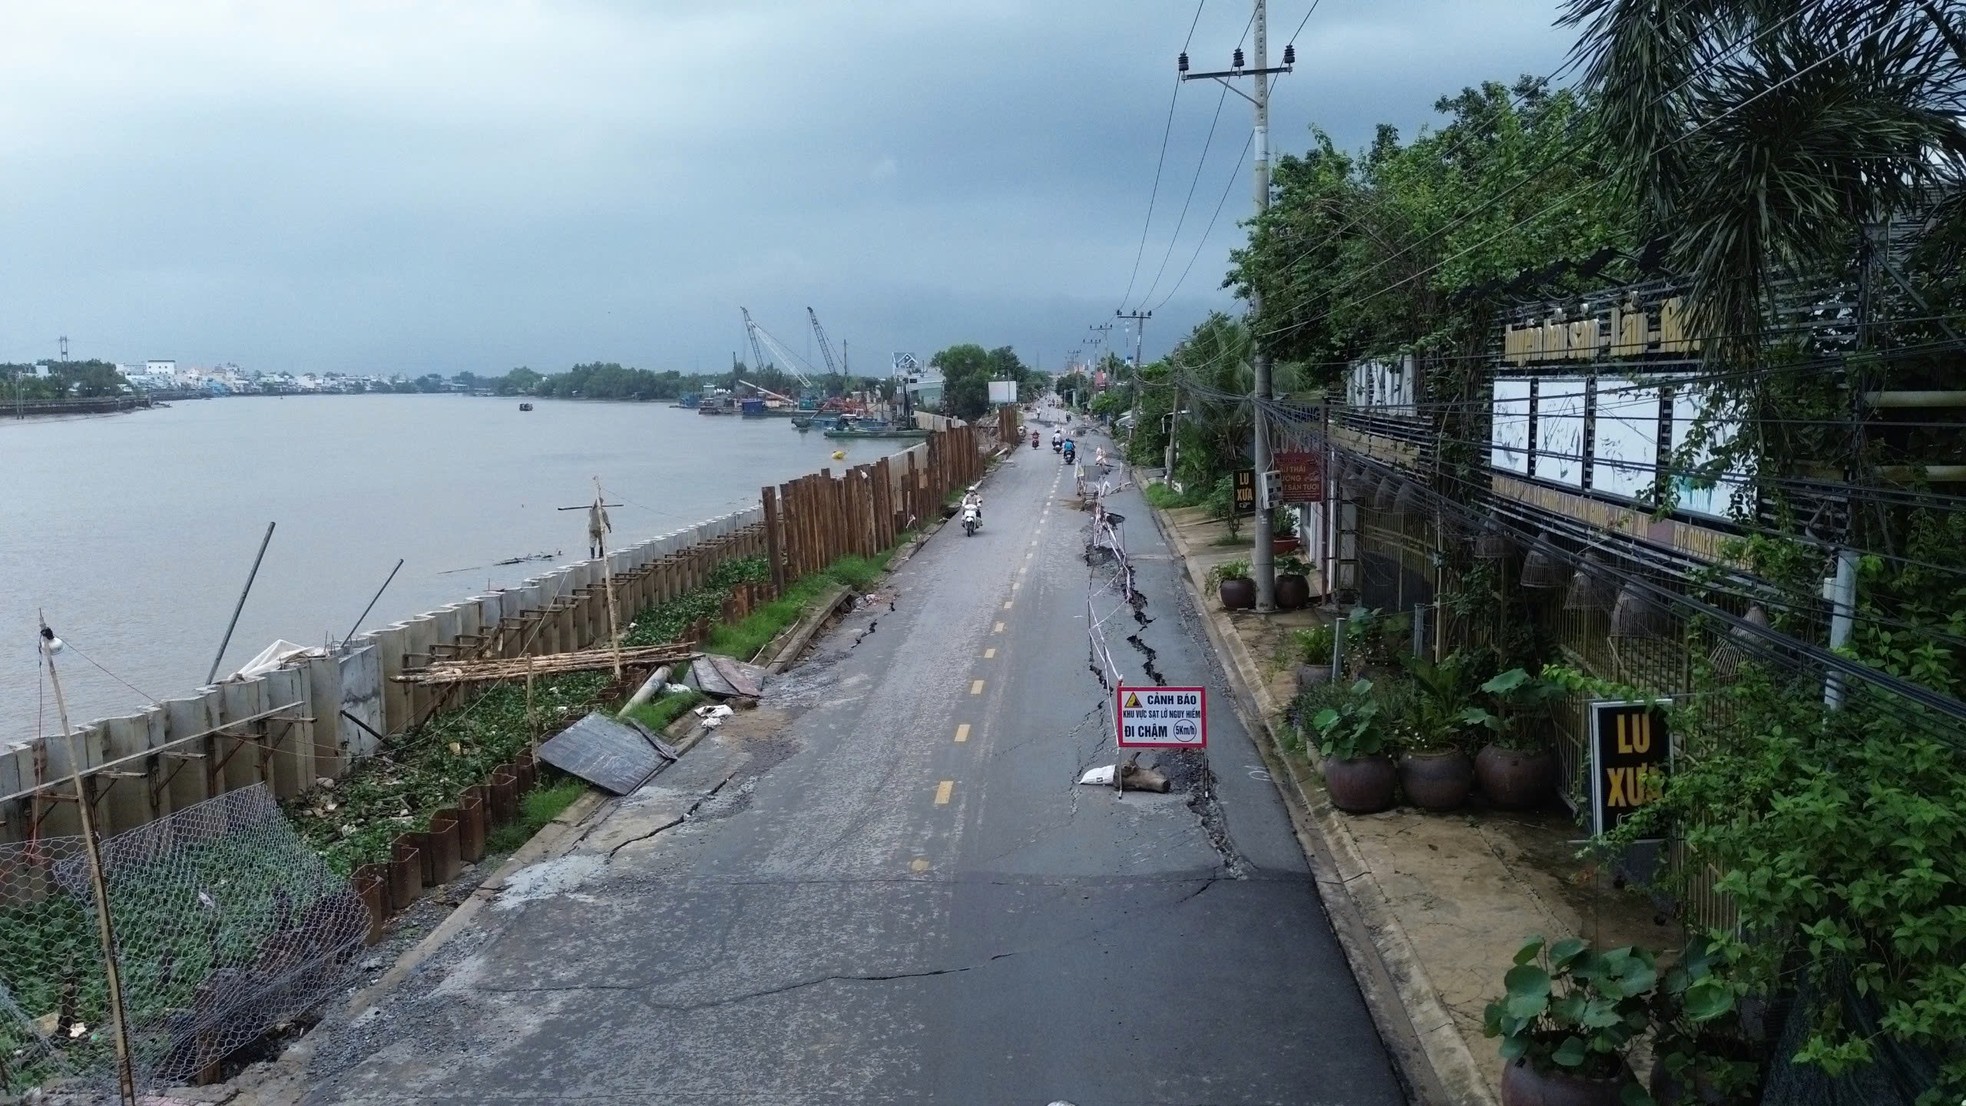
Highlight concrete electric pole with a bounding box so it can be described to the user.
[1181,1,1291,609]
[1116,308,1150,449]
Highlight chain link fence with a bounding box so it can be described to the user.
[0,784,365,1100]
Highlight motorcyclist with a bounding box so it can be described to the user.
[1051,430,1063,452]
[1030,430,1040,448]
[1062,437,1076,464]
[961,486,982,520]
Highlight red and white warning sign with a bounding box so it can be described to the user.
[1116,685,1207,749]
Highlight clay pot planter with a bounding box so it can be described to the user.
[1476,745,1556,810]
[1399,748,1474,811]
[1294,664,1332,694]
[1501,1058,1636,1106]
[1323,753,1397,813]
[1219,577,1257,610]
[1275,573,1312,610]
[1272,536,1299,556]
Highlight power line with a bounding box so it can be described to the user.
[1154,132,1255,313]
[1139,80,1233,309]
[1121,77,1185,311]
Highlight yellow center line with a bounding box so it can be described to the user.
[1004,600,1014,610]
[983,647,996,659]
[970,679,985,695]
[911,857,932,872]
[934,780,954,805]
[955,723,971,743]
[993,621,1004,633]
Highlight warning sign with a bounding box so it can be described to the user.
[1117,685,1207,749]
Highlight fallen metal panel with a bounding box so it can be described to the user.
[701,654,768,699]
[536,711,668,795]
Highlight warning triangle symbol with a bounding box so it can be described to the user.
[1123,692,1142,709]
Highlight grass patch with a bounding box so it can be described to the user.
[1211,534,1249,547]
[1143,482,1201,509]
[484,777,587,856]
[626,689,704,735]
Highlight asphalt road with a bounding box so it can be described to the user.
[296,418,1404,1106]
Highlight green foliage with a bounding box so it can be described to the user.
[484,778,588,855]
[1604,668,1966,1101]
[1306,678,1397,760]
[1204,475,1246,539]
[1295,623,1337,665]
[1393,651,1486,752]
[626,688,704,738]
[931,343,1036,421]
[1483,934,1657,1085]
[1143,481,1202,509]
[1228,80,1637,375]
[1648,935,1757,1105]
[1461,665,1571,751]
[1206,559,1251,590]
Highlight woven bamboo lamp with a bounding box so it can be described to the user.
[1371,471,1400,512]
[1473,523,1516,561]
[1392,481,1425,517]
[1563,553,1617,611]
[1520,535,1566,589]
[1609,581,1673,640]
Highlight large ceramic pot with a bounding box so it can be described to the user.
[1219,577,1257,610]
[1275,573,1312,610]
[1272,536,1299,556]
[1323,754,1397,814]
[1501,1059,1635,1106]
[1476,744,1556,810]
[1399,748,1474,812]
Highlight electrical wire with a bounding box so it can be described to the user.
[1139,79,1232,309]
[1153,131,1255,313]
[1121,77,1185,312]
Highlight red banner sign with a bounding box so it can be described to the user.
[1275,451,1323,503]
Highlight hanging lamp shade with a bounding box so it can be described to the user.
[1392,481,1425,517]
[1372,471,1400,511]
[1563,553,1617,611]
[1473,524,1515,561]
[1708,604,1769,679]
[1609,582,1672,640]
[1520,536,1566,589]
[1341,462,1370,497]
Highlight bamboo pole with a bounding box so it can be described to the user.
[594,478,623,681]
[39,617,137,1106]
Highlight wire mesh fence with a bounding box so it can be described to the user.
[0,784,365,1099]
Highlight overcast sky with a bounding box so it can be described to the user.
[0,0,1576,378]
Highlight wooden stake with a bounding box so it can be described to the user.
[594,478,623,681]
[40,615,137,1106]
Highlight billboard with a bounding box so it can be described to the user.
[987,380,1018,405]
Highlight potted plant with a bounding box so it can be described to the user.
[1307,678,1398,813]
[1648,936,1758,1106]
[1463,667,1566,810]
[1392,653,1478,811]
[1271,506,1299,556]
[1209,559,1255,611]
[1294,622,1336,692]
[1484,935,1655,1106]
[1275,554,1313,611]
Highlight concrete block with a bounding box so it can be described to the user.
[219,678,266,793]
[338,644,384,759]
[100,715,153,833]
[371,624,410,737]
[306,654,345,781]
[259,667,310,799]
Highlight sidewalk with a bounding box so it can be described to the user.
[1150,501,1675,1106]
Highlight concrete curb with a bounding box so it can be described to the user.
[1144,501,1497,1106]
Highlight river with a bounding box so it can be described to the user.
[1,395,893,745]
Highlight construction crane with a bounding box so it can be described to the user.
[738,308,818,390]
[740,308,773,374]
[807,307,843,380]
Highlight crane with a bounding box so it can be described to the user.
[738,308,818,390]
[806,307,842,380]
[740,308,773,374]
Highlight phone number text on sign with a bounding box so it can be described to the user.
[1116,685,1208,748]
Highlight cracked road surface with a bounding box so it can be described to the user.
[294,428,1404,1106]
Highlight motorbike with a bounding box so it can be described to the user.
[962,504,980,537]
[1052,439,1062,454]
[1062,445,1076,465]
[1030,432,1040,449]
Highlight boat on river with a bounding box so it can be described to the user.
[518,402,533,411]
[819,417,929,440]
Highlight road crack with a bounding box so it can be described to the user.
[605,772,739,861]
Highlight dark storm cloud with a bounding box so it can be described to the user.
[0,0,1574,376]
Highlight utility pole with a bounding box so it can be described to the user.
[1116,309,1150,448]
[1182,2,1292,609]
